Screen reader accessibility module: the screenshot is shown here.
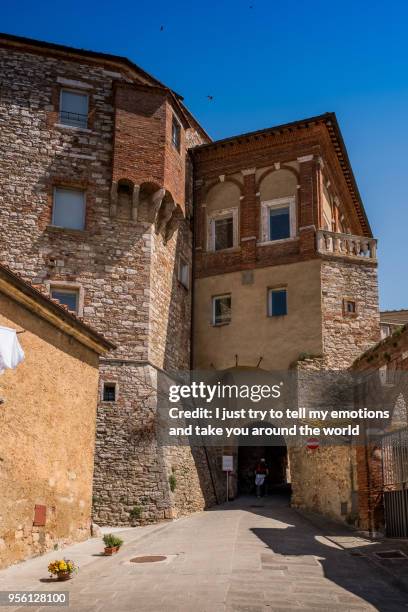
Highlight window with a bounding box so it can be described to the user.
[60,89,89,128]
[343,299,357,317]
[178,258,190,289]
[103,382,117,402]
[50,288,79,314]
[208,209,238,251]
[212,294,231,326]
[172,116,181,151]
[53,187,86,230]
[261,197,296,243]
[268,288,287,317]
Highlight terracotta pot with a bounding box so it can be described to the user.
[57,571,72,581]
[104,546,120,555]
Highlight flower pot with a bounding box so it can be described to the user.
[104,546,120,555]
[57,571,72,581]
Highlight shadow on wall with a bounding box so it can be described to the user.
[159,222,219,513]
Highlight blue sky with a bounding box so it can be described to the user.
[2,0,407,310]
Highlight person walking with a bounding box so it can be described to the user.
[254,458,269,498]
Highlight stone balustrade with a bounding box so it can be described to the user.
[316,230,377,261]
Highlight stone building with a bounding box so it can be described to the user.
[192,114,380,520]
[0,33,215,526]
[380,309,408,338]
[0,33,382,527]
[0,263,113,568]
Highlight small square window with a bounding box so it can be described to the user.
[268,289,287,317]
[212,295,231,326]
[50,288,79,314]
[103,383,117,402]
[60,90,89,128]
[172,116,181,151]
[178,259,190,289]
[343,299,357,316]
[53,187,86,230]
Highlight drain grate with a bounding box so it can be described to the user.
[374,550,407,560]
[130,555,167,563]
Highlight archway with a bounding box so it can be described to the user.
[236,427,290,497]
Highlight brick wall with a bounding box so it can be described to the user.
[353,325,408,532]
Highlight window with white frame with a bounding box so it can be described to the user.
[52,187,86,230]
[212,294,231,326]
[268,288,288,317]
[261,197,296,243]
[178,258,190,289]
[50,287,80,314]
[208,208,238,251]
[59,89,89,128]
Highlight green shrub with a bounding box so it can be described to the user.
[169,473,177,492]
[103,533,123,548]
[129,505,142,520]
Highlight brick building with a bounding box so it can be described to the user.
[352,325,408,536]
[192,116,380,520]
[0,33,382,526]
[380,309,408,338]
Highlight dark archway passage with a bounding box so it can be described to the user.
[237,444,290,496]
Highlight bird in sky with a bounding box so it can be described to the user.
[207,95,214,101]
[160,25,164,31]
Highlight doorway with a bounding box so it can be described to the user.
[237,444,289,496]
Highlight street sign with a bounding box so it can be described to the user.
[222,455,233,471]
[306,437,319,451]
[222,455,233,503]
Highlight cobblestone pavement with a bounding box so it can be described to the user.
[1,495,408,611]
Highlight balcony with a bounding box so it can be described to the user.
[317,230,377,261]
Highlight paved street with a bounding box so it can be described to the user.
[1,495,407,612]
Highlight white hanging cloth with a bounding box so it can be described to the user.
[0,326,25,374]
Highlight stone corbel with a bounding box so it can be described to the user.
[164,211,181,244]
[131,185,140,222]
[149,188,166,223]
[156,200,176,235]
[110,181,118,217]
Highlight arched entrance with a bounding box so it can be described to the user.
[236,427,290,497]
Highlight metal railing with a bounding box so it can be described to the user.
[382,427,408,537]
[59,110,88,129]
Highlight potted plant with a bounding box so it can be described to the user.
[103,533,124,555]
[129,505,143,525]
[48,559,77,581]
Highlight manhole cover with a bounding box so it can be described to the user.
[130,555,167,563]
[374,550,407,560]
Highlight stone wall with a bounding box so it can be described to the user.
[321,257,380,368]
[0,39,214,529]
[0,291,100,569]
